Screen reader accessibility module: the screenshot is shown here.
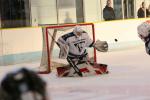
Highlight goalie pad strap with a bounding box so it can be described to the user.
[68,50,87,58]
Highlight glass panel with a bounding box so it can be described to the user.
[128,0,134,18]
[30,0,57,25]
[0,0,30,28]
[83,0,101,22]
[123,0,127,18]
[58,0,76,24]
[76,0,84,23]
[123,0,134,19]
[113,0,123,19]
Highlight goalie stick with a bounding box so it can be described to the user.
[67,57,83,77]
[47,29,83,77]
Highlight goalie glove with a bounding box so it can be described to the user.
[93,40,108,52]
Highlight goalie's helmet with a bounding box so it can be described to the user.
[0,68,47,100]
[73,26,84,33]
[137,20,150,38]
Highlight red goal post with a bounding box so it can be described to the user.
[39,23,97,74]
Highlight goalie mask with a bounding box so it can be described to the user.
[73,26,84,33]
[73,26,85,36]
[0,68,47,100]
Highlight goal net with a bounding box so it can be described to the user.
[39,23,97,74]
[0,23,96,74]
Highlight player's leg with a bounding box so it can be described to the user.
[145,40,150,55]
[67,56,83,77]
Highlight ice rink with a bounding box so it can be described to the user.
[0,45,150,100]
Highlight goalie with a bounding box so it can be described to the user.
[57,26,108,77]
[137,20,150,55]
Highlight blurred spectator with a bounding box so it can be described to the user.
[147,4,150,17]
[137,2,149,18]
[64,12,73,23]
[0,68,48,100]
[103,0,115,21]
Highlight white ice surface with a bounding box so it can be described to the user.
[0,45,150,100]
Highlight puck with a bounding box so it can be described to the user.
[114,39,118,42]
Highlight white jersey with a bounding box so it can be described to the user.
[57,32,94,57]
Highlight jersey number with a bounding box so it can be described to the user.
[74,41,85,52]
